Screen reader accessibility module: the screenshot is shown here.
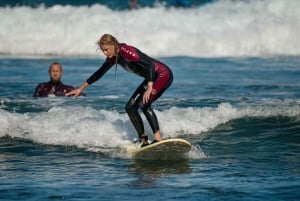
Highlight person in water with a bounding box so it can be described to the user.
[34,62,84,97]
[65,34,173,147]
[128,0,139,10]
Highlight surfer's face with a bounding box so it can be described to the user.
[49,64,62,83]
[101,44,116,58]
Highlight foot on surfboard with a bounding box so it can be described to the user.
[140,139,160,148]
[141,141,150,148]
[151,140,160,144]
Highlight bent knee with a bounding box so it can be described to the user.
[125,99,136,113]
[125,103,131,113]
[140,103,150,113]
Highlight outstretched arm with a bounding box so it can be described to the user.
[65,61,113,98]
[65,82,89,98]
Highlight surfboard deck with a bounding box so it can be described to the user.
[128,138,192,161]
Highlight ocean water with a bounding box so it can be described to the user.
[1,0,300,201]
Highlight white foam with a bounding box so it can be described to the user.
[1,102,299,157]
[1,0,300,57]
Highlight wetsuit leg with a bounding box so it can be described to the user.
[141,70,173,134]
[141,103,159,133]
[125,80,147,138]
[148,67,173,103]
[126,70,173,136]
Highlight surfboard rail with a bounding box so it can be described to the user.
[128,138,192,161]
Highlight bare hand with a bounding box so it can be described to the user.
[143,87,152,104]
[65,88,82,98]
[143,82,153,104]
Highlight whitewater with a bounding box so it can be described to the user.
[1,0,300,57]
[1,101,299,149]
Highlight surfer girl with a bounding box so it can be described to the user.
[66,34,173,147]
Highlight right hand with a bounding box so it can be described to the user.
[65,88,82,98]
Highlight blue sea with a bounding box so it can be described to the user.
[1,0,300,200]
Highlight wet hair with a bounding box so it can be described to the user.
[97,34,119,53]
[48,62,62,72]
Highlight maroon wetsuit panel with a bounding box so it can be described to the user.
[149,61,172,102]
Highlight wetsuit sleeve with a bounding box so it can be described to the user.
[130,48,156,82]
[137,52,156,82]
[144,60,155,82]
[33,83,44,97]
[86,62,114,85]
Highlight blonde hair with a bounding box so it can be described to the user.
[97,34,120,76]
[97,34,119,52]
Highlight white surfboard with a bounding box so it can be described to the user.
[128,138,192,160]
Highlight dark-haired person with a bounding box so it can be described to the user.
[66,34,173,147]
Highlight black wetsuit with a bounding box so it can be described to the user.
[86,43,173,137]
[33,81,75,97]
